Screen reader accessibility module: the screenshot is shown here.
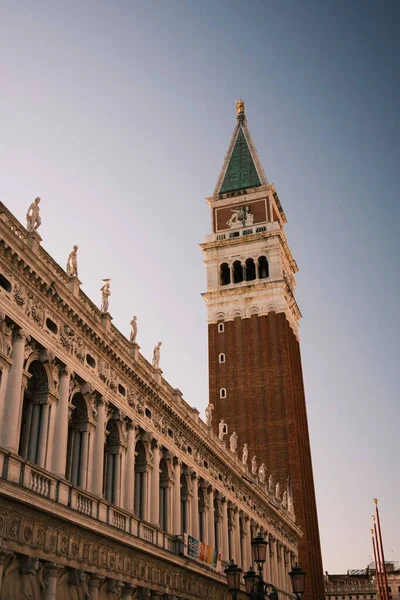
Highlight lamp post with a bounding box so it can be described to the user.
[288,564,306,600]
[224,533,305,600]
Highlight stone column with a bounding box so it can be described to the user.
[221,497,229,561]
[43,564,61,600]
[1,328,27,452]
[51,366,71,476]
[36,401,50,467]
[150,440,160,526]
[234,507,241,566]
[191,473,199,539]
[113,451,121,506]
[207,486,215,548]
[245,516,252,571]
[0,550,13,593]
[122,585,134,600]
[241,261,247,281]
[172,458,181,535]
[124,422,136,513]
[78,430,89,489]
[141,469,149,521]
[88,576,102,600]
[91,398,106,496]
[0,362,10,430]
[28,403,40,462]
[270,536,278,586]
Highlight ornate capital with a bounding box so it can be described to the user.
[13,327,29,343]
[60,365,73,378]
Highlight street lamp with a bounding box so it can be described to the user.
[225,560,243,600]
[289,565,306,600]
[225,533,305,600]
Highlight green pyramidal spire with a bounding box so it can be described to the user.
[215,100,268,195]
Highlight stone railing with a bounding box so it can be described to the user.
[0,450,179,559]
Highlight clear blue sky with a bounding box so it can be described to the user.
[1,0,399,572]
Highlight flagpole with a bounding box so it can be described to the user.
[372,527,383,600]
[375,499,389,600]
[374,518,387,600]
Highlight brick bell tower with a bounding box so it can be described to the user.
[200,101,324,599]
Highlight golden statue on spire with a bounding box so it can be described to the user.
[236,99,245,117]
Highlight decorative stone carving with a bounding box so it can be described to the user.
[30,297,45,327]
[242,443,248,466]
[74,336,85,364]
[152,341,162,369]
[0,314,12,357]
[60,324,75,353]
[98,360,111,385]
[282,491,288,507]
[205,403,214,427]
[226,205,254,229]
[229,431,238,453]
[218,419,227,441]
[13,284,26,307]
[26,197,41,232]
[100,279,111,313]
[251,456,257,476]
[66,245,79,278]
[48,361,60,394]
[129,316,138,344]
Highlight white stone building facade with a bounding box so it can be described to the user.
[0,202,300,599]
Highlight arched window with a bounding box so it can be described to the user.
[159,458,170,531]
[104,418,122,505]
[66,393,90,489]
[134,440,148,519]
[218,322,224,333]
[219,353,225,363]
[258,256,269,279]
[220,388,227,399]
[180,472,189,534]
[220,263,230,286]
[19,360,50,468]
[233,260,243,284]
[246,258,256,281]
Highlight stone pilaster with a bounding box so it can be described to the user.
[91,397,107,496]
[172,458,182,535]
[207,485,215,548]
[150,439,160,526]
[191,473,199,539]
[124,422,136,513]
[221,497,229,562]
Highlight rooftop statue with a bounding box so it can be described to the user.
[242,443,248,465]
[251,455,257,475]
[26,197,41,232]
[236,99,245,116]
[66,245,79,278]
[258,462,266,483]
[129,316,138,344]
[275,481,281,500]
[100,279,111,313]
[205,403,214,427]
[229,431,238,453]
[152,341,162,369]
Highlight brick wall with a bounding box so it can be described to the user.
[209,311,325,600]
